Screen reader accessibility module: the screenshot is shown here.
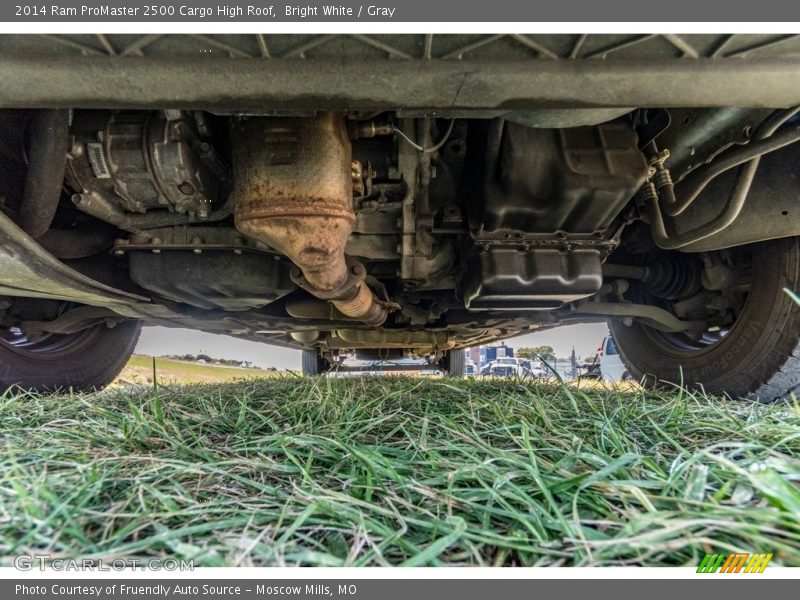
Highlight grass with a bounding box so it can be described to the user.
[0,377,799,567]
[117,355,278,385]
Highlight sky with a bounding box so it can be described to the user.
[134,322,611,370]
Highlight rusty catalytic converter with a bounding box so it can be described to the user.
[231,112,389,326]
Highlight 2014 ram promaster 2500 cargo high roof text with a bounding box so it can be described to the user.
[0,33,799,402]
[13,6,142,17]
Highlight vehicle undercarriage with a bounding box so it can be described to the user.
[1,33,799,400]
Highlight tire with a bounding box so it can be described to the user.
[301,349,331,376]
[610,237,800,402]
[0,320,142,393]
[441,348,466,377]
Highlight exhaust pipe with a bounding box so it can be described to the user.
[18,110,70,239]
[231,112,389,326]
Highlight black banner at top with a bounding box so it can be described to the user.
[2,0,800,22]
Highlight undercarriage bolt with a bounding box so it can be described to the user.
[178,182,195,196]
[196,199,212,219]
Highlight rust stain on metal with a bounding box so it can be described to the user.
[231,112,389,324]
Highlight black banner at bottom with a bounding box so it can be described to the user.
[3,579,798,600]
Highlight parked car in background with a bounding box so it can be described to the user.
[481,358,510,377]
[481,357,531,377]
[581,362,602,379]
[521,358,550,378]
[599,336,630,382]
[582,335,631,382]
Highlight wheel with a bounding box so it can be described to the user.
[301,349,331,376]
[610,237,800,402]
[0,320,142,393]
[440,348,466,377]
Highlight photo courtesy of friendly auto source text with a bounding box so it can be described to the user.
[0,0,799,596]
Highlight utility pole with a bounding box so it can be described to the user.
[570,347,578,379]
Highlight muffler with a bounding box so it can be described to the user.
[231,112,389,326]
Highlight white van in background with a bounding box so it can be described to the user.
[599,335,630,382]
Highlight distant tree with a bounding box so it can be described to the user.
[166,353,263,369]
[516,347,537,359]
[517,346,556,361]
[534,345,556,360]
[515,345,556,360]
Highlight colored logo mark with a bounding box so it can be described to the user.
[697,552,773,573]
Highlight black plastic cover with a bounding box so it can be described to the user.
[467,120,648,236]
[460,120,646,310]
[463,248,603,310]
[129,251,295,311]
